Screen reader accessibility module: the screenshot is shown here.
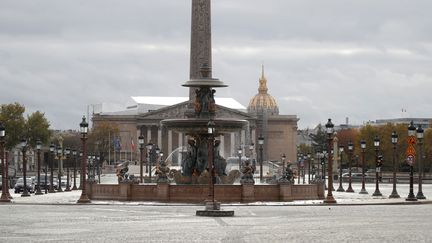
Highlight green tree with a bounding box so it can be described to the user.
[25,111,51,148]
[88,122,120,160]
[0,103,26,150]
[309,124,327,153]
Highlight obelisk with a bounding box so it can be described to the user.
[189,0,212,101]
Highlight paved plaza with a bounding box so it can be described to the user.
[1,182,432,242]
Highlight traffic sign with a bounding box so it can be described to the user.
[406,155,415,166]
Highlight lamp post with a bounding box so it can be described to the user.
[56,146,63,192]
[78,151,83,190]
[49,143,56,193]
[258,135,264,182]
[146,142,153,182]
[346,141,354,193]
[359,139,368,194]
[77,116,90,203]
[336,145,345,192]
[416,125,426,199]
[406,121,417,201]
[72,150,78,190]
[372,136,382,196]
[237,146,242,170]
[35,139,43,195]
[297,154,302,184]
[0,122,10,202]
[307,153,311,184]
[64,147,71,191]
[20,138,30,197]
[323,119,336,203]
[388,132,400,198]
[206,120,217,209]
[281,153,287,181]
[138,135,144,183]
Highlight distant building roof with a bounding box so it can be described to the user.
[98,96,246,116]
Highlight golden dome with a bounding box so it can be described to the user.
[247,66,279,115]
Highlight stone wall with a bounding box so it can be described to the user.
[87,182,325,203]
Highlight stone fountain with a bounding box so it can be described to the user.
[161,65,247,184]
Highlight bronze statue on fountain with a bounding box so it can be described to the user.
[161,64,247,185]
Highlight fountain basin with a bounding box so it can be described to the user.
[161,118,248,135]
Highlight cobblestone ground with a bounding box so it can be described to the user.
[2,181,432,242]
[0,203,432,242]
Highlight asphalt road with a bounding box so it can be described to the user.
[1,203,431,242]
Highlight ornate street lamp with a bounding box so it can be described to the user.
[258,135,264,182]
[56,145,63,192]
[307,153,311,184]
[77,116,90,203]
[64,147,71,191]
[72,149,78,190]
[372,136,383,196]
[297,153,302,184]
[0,122,10,202]
[35,139,43,195]
[359,139,368,194]
[346,141,354,193]
[49,143,56,193]
[20,138,30,197]
[323,119,336,203]
[279,153,288,183]
[336,145,345,192]
[416,125,426,199]
[206,119,218,209]
[406,121,418,201]
[249,143,255,169]
[146,142,154,182]
[388,132,400,198]
[237,146,242,170]
[138,135,145,183]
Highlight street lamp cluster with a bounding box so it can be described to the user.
[138,135,163,184]
[321,119,427,203]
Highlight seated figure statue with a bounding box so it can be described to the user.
[156,160,170,183]
[240,160,255,184]
[115,161,130,184]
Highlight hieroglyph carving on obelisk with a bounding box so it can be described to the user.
[189,0,212,101]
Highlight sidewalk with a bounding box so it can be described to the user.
[4,183,432,206]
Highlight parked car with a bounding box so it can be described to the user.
[14,177,35,193]
[342,173,369,181]
[34,176,58,190]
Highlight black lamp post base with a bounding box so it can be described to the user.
[35,190,43,195]
[406,194,418,201]
[372,190,382,197]
[49,189,56,193]
[359,189,368,194]
[346,186,354,193]
[72,185,77,190]
[416,192,426,200]
[21,191,31,197]
[65,186,71,192]
[389,192,400,198]
[336,186,345,192]
[57,187,63,192]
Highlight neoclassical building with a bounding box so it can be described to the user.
[92,69,298,164]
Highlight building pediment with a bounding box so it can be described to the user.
[138,101,254,121]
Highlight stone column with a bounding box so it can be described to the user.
[230,133,235,156]
[157,126,162,149]
[219,135,225,158]
[147,126,152,143]
[189,0,212,100]
[168,130,173,156]
[178,132,183,164]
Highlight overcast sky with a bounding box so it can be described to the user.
[1,0,432,130]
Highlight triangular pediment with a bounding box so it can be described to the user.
[138,101,254,121]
